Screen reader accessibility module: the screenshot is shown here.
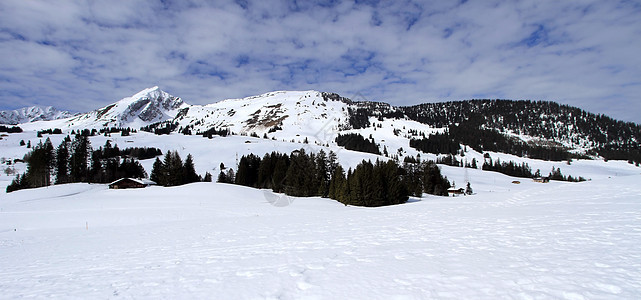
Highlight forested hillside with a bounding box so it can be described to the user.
[345,98,640,163]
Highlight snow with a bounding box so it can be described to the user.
[1,175,640,298]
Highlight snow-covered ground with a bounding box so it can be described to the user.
[1,173,640,298]
[2,128,641,298]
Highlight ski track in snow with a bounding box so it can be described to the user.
[1,176,641,299]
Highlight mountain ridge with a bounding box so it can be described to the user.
[0,106,74,125]
[10,87,641,164]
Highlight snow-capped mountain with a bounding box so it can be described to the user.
[173,90,353,143]
[63,86,187,129]
[12,86,641,164]
[0,106,73,125]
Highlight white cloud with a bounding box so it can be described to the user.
[0,0,639,123]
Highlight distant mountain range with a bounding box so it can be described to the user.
[0,106,74,125]
[4,87,640,163]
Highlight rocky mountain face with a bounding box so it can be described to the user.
[64,86,187,128]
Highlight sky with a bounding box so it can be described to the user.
[1,0,640,123]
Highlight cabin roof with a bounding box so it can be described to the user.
[109,178,156,186]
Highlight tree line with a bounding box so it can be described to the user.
[0,125,23,133]
[409,124,575,162]
[225,149,452,207]
[335,133,381,155]
[481,156,586,182]
[6,136,162,193]
[149,151,211,186]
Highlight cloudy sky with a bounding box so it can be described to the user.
[1,0,640,123]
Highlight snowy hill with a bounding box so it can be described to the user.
[173,90,352,143]
[0,106,73,125]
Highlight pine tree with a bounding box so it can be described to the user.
[150,157,164,185]
[43,138,55,186]
[203,171,212,182]
[165,151,183,186]
[235,154,260,187]
[6,174,26,193]
[217,171,227,183]
[315,149,329,197]
[225,168,235,183]
[271,156,288,193]
[70,135,91,182]
[328,165,345,200]
[55,139,70,184]
[465,182,473,195]
[182,154,199,184]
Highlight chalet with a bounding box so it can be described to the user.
[533,177,550,183]
[447,187,465,196]
[109,178,156,189]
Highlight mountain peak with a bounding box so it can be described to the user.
[129,86,165,101]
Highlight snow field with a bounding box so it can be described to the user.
[1,174,640,299]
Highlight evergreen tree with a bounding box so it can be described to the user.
[217,171,228,183]
[271,156,288,193]
[150,157,164,184]
[55,138,70,184]
[182,154,200,184]
[43,138,55,186]
[315,149,330,197]
[70,135,91,182]
[203,171,212,182]
[235,154,260,187]
[225,168,235,183]
[328,165,345,200]
[6,174,27,193]
[465,182,473,195]
[24,141,48,188]
[164,151,183,186]
[118,158,147,179]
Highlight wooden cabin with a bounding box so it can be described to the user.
[447,187,465,196]
[109,178,156,189]
[533,177,550,183]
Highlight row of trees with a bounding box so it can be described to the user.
[0,125,22,133]
[481,157,586,182]
[336,133,380,155]
[482,158,534,178]
[150,151,210,186]
[409,125,574,161]
[227,149,452,207]
[6,136,155,193]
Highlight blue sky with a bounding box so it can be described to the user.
[1,0,640,123]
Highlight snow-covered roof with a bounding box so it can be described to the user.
[109,178,156,186]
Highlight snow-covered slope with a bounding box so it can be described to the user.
[0,106,73,125]
[174,90,352,143]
